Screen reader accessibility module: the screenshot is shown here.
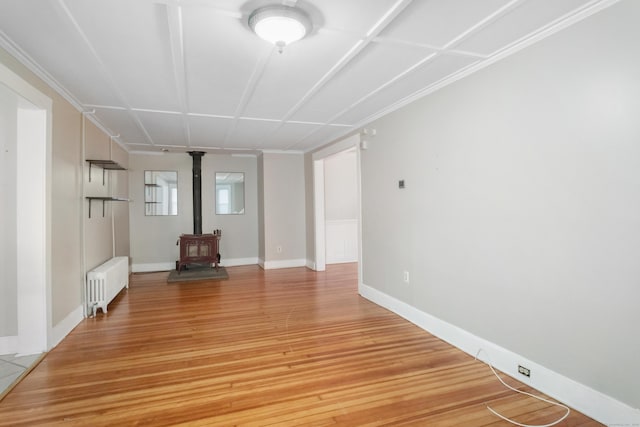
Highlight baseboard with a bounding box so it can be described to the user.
[132,262,176,273]
[261,258,307,270]
[306,259,317,270]
[48,305,83,350]
[0,336,18,355]
[221,257,259,267]
[326,258,358,265]
[359,283,640,425]
[1,307,82,356]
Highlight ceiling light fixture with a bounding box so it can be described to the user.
[248,5,311,53]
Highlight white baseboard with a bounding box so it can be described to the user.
[132,262,176,273]
[0,336,18,355]
[326,258,358,265]
[260,258,307,270]
[2,305,83,356]
[306,259,317,270]
[359,283,640,425]
[133,258,259,273]
[49,305,83,350]
[221,257,259,267]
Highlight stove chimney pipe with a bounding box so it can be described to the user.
[188,151,205,235]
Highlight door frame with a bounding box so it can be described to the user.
[0,62,52,355]
[311,134,362,278]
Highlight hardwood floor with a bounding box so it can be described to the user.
[0,264,601,426]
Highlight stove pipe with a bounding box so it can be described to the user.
[188,151,205,235]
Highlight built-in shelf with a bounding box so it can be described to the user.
[86,159,127,184]
[86,196,130,218]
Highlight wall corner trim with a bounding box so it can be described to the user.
[358,283,640,425]
[49,305,83,351]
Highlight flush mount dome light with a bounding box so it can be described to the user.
[249,5,311,53]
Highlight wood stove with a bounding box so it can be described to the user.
[176,151,222,273]
[177,230,221,272]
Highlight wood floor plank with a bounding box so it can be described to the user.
[0,264,602,426]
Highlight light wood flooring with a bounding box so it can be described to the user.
[0,263,601,426]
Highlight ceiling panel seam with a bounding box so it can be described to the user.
[371,37,488,59]
[166,2,192,147]
[343,0,623,140]
[223,46,275,148]
[487,0,621,58]
[441,0,525,51]
[280,0,415,123]
[261,0,415,149]
[285,51,440,150]
[55,0,155,146]
[287,0,532,150]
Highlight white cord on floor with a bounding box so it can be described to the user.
[475,349,570,427]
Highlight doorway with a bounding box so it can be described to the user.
[0,63,52,364]
[312,134,362,278]
[323,148,359,265]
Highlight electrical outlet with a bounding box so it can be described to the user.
[403,271,409,283]
[518,365,531,377]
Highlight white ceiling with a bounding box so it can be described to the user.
[0,0,618,154]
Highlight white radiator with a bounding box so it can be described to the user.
[86,256,129,317]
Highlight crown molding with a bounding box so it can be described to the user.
[351,0,622,133]
[0,31,129,152]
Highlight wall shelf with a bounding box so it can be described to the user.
[86,159,126,184]
[86,196,129,218]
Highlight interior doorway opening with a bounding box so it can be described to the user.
[0,63,52,363]
[312,134,362,279]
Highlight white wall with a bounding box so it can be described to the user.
[324,150,358,221]
[324,149,358,264]
[129,152,259,271]
[260,152,306,269]
[360,0,640,416]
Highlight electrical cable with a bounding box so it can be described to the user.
[475,349,570,427]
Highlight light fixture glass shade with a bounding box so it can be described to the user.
[249,6,311,52]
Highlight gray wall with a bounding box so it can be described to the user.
[1,45,127,339]
[260,152,306,267]
[84,120,116,271]
[112,143,130,259]
[360,0,640,409]
[129,152,258,269]
[0,83,18,336]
